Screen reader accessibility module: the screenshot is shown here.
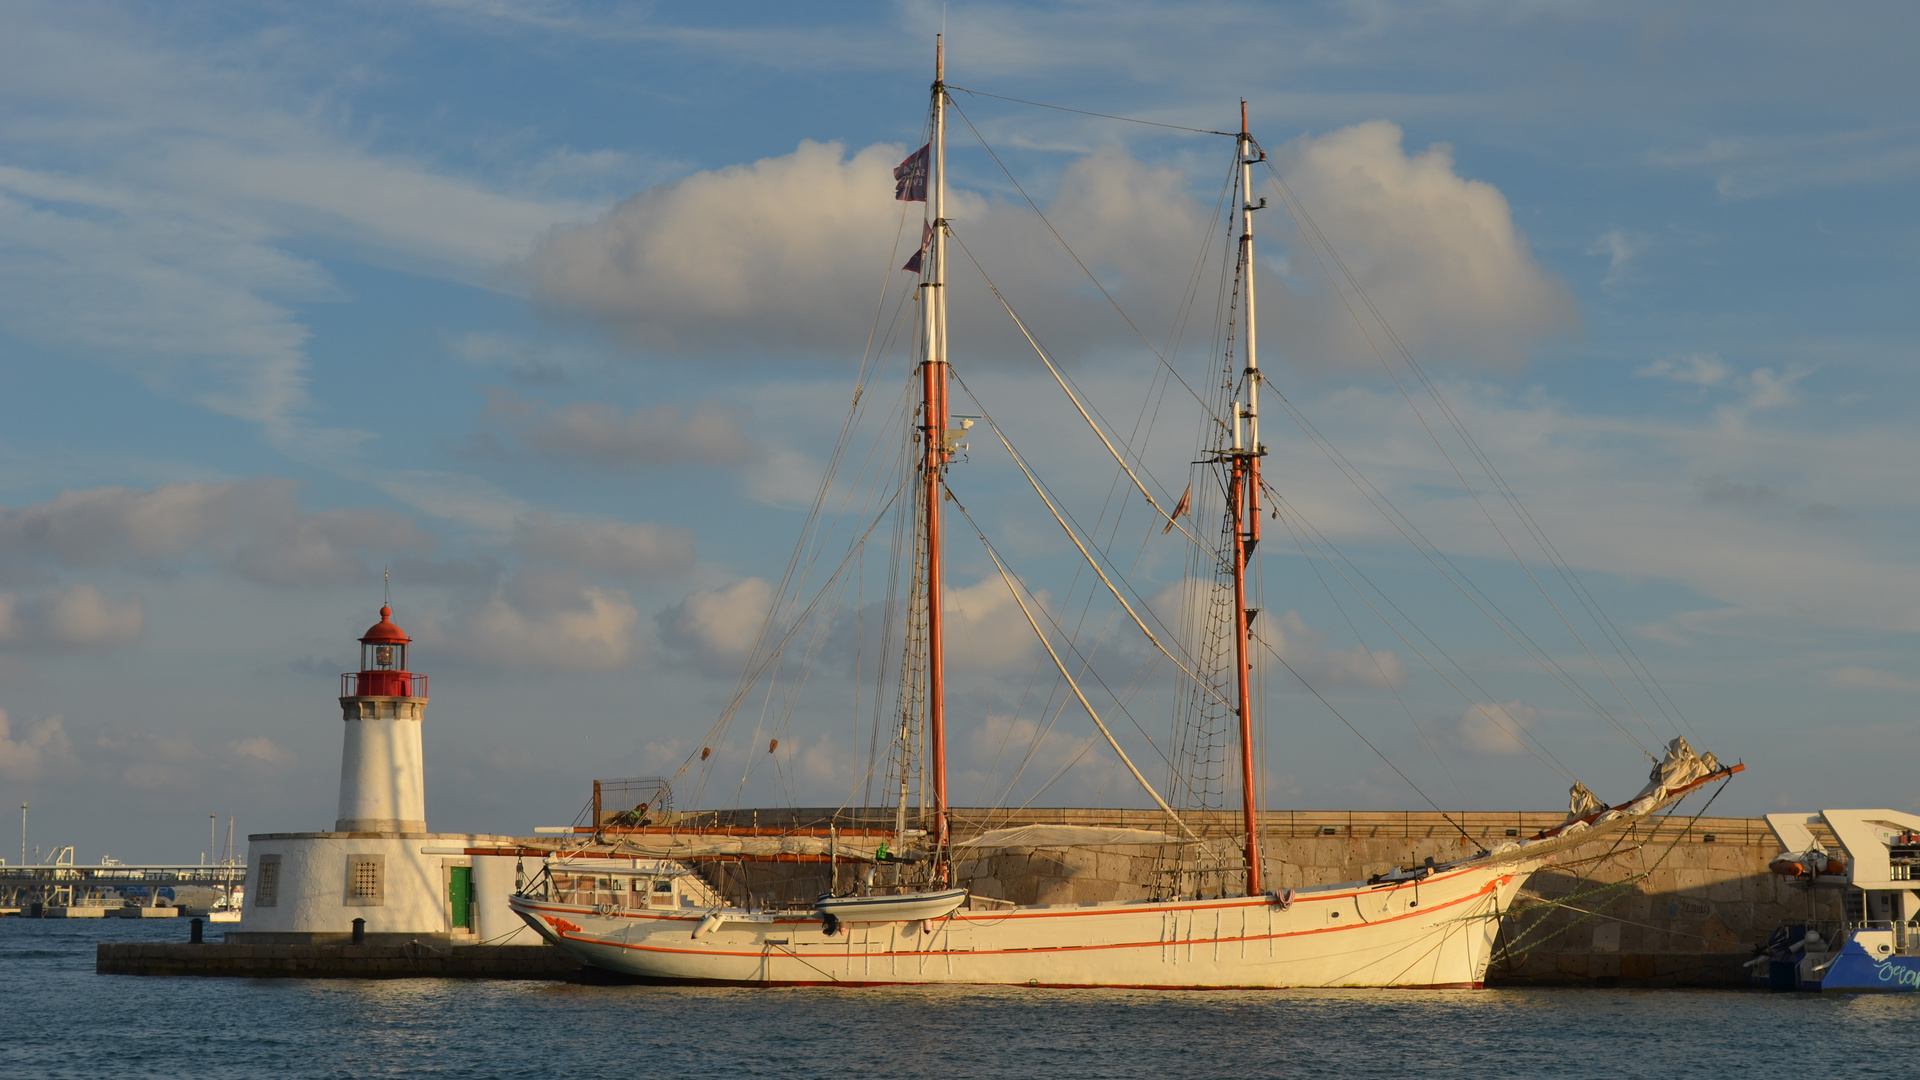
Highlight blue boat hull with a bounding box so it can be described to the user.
[1808,937,1920,992]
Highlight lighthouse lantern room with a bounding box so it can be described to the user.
[352,605,418,698]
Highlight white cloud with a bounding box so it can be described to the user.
[19,585,145,649]
[529,124,1570,376]
[91,727,208,791]
[945,576,1047,672]
[1829,667,1920,694]
[1255,378,1920,636]
[1148,583,1405,690]
[0,480,431,586]
[1435,700,1538,757]
[526,139,1216,364]
[743,448,825,508]
[480,389,755,467]
[450,570,642,672]
[231,509,433,586]
[1588,227,1648,291]
[514,514,696,577]
[0,481,244,567]
[228,735,298,768]
[1743,366,1809,411]
[0,710,75,781]
[660,577,775,669]
[0,587,143,650]
[529,140,910,353]
[957,712,1102,806]
[0,8,590,434]
[1269,120,1577,369]
[1637,352,1731,387]
[1650,127,1920,200]
[1262,610,1408,690]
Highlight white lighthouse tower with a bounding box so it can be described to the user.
[233,601,530,944]
[336,605,427,833]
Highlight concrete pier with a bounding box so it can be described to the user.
[97,942,581,980]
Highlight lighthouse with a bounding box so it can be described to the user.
[234,600,532,945]
[336,605,427,833]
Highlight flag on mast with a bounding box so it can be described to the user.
[894,143,930,201]
[1162,484,1192,533]
[903,221,933,273]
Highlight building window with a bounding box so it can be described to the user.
[345,854,385,906]
[255,854,281,908]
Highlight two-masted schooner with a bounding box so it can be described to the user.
[508,40,1737,988]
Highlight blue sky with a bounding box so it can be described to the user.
[1,1,1916,862]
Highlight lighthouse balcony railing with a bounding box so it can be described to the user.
[340,673,429,698]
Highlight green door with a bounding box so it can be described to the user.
[449,866,473,929]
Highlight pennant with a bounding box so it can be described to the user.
[1162,484,1192,534]
[894,142,930,201]
[903,222,933,273]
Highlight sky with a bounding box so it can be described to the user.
[1,1,1916,864]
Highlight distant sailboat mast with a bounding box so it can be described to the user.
[921,35,953,876]
[1231,102,1266,896]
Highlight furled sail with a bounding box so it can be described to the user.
[1634,736,1721,801]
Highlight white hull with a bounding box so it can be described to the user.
[509,862,1533,989]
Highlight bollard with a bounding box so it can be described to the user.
[352,917,365,944]
[190,917,203,944]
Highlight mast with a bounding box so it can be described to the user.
[920,35,952,875]
[1231,101,1266,896]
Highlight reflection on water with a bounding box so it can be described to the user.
[8,918,1918,1078]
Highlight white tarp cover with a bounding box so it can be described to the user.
[1567,781,1603,820]
[954,825,1187,849]
[1634,736,1721,801]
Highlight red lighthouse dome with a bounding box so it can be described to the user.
[352,604,421,697]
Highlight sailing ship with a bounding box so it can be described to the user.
[508,40,1738,988]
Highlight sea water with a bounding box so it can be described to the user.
[7,917,1917,1079]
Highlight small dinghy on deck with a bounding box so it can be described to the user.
[815,886,969,930]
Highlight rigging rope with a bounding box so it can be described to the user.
[946,85,1236,136]
[1256,147,1671,757]
[1264,483,1577,782]
[976,406,1234,711]
[965,509,1199,840]
[1248,628,1481,848]
[946,98,1224,428]
[948,233,1208,550]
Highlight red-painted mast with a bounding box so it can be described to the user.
[921,35,952,875]
[1231,101,1266,896]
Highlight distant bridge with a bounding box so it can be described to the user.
[1,859,244,909]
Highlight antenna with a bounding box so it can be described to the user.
[383,566,390,605]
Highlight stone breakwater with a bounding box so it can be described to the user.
[696,807,1839,988]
